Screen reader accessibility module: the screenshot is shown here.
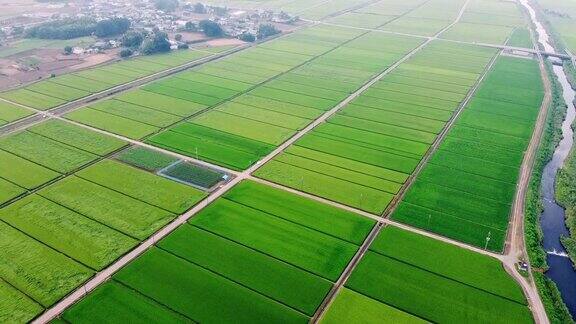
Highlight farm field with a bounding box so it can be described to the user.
[323,226,532,323]
[392,55,544,251]
[58,200,532,323]
[102,25,428,170]
[0,118,209,321]
[256,40,498,214]
[507,27,533,48]
[60,180,375,322]
[199,0,373,19]
[0,47,228,111]
[440,0,525,44]
[0,101,34,126]
[0,0,546,321]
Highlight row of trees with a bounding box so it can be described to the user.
[239,24,281,43]
[117,29,171,57]
[27,17,130,40]
[190,20,280,41]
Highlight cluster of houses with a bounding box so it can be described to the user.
[1,0,298,55]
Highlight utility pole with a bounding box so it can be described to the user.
[484,231,491,250]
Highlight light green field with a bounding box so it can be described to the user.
[0,101,34,125]
[0,195,137,269]
[0,221,93,307]
[0,279,43,323]
[0,131,97,173]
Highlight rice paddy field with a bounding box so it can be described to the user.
[0,47,230,110]
[440,0,525,44]
[0,120,208,321]
[322,226,532,323]
[0,0,546,322]
[0,101,34,126]
[65,25,428,170]
[58,183,532,323]
[256,40,499,214]
[391,55,543,251]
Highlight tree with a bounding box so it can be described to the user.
[211,6,228,16]
[257,24,280,39]
[95,17,130,37]
[26,18,97,39]
[154,0,178,12]
[199,20,223,37]
[12,26,24,36]
[193,2,206,13]
[185,21,197,31]
[63,45,73,54]
[175,33,183,41]
[120,48,133,57]
[141,31,171,55]
[121,31,143,47]
[239,33,255,42]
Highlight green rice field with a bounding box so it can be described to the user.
[0,101,34,126]
[0,0,543,321]
[392,56,543,251]
[323,226,532,323]
[256,40,499,214]
[0,48,228,110]
[60,180,375,322]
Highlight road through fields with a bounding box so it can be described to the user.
[2,1,548,322]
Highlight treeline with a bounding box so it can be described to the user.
[26,17,130,40]
[118,29,172,57]
[524,60,574,324]
[556,62,576,268]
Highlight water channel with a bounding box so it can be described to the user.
[520,0,576,318]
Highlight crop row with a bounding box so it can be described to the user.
[392,55,544,251]
[256,40,498,214]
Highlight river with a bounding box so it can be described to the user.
[520,0,576,318]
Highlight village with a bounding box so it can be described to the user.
[0,0,299,90]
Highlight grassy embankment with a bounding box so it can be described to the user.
[556,60,576,267]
